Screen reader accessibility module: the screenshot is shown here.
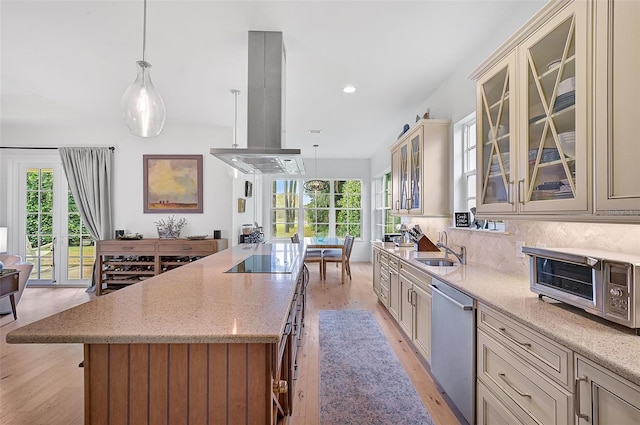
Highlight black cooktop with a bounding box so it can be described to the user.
[225,255,294,274]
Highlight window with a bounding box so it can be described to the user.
[373,172,400,241]
[271,180,300,239]
[463,120,477,212]
[454,114,504,231]
[303,184,330,237]
[271,178,363,239]
[334,180,361,238]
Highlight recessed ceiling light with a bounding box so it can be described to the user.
[343,86,356,94]
[309,129,322,134]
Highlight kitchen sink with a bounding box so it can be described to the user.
[416,258,458,267]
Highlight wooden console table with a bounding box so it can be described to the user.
[96,238,228,295]
[0,270,20,319]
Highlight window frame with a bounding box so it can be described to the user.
[270,177,364,241]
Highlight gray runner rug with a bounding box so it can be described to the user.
[319,309,434,425]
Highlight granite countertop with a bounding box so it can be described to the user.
[373,242,640,386]
[7,243,305,345]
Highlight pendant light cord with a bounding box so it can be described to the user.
[313,144,319,178]
[142,0,147,62]
[231,89,240,148]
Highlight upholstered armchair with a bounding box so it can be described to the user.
[0,255,34,315]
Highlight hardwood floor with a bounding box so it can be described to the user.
[0,262,459,425]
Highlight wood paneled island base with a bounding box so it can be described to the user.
[84,343,276,424]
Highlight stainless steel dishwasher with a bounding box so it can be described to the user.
[431,278,475,425]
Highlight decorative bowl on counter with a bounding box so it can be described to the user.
[186,235,208,240]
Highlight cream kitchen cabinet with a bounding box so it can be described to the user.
[593,0,640,216]
[377,248,390,307]
[372,246,382,297]
[476,51,518,214]
[476,303,573,425]
[477,380,527,425]
[390,119,450,217]
[398,262,432,362]
[387,256,400,319]
[473,0,590,217]
[575,354,640,424]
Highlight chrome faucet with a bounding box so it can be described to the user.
[436,242,466,265]
[438,230,448,247]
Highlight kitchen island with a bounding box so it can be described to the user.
[7,243,307,425]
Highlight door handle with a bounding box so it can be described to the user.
[498,373,531,398]
[508,180,514,205]
[518,179,525,204]
[431,285,473,311]
[574,375,589,421]
[498,327,532,348]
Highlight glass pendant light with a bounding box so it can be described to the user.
[303,145,329,192]
[122,0,166,138]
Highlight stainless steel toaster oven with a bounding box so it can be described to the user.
[523,247,640,334]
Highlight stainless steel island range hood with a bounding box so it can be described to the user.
[210,31,305,175]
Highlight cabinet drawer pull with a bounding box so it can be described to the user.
[498,327,532,347]
[498,373,531,398]
[181,247,193,251]
[574,375,589,421]
[122,246,134,250]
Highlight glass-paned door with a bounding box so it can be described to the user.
[477,52,516,213]
[21,163,92,287]
[67,191,95,280]
[25,167,55,283]
[520,2,588,213]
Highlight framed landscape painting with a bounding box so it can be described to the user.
[143,154,203,213]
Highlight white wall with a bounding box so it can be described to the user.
[370,1,546,179]
[0,123,236,252]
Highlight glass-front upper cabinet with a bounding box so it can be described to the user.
[518,1,589,213]
[391,125,422,214]
[476,52,517,214]
[390,119,450,217]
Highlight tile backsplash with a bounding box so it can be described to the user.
[408,218,640,277]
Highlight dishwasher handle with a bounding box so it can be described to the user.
[431,284,473,311]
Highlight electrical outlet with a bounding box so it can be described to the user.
[516,241,526,258]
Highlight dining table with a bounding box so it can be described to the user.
[304,237,346,283]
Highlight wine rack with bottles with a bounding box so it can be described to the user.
[96,239,228,295]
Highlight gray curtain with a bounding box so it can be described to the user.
[59,147,113,292]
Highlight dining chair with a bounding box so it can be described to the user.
[291,234,323,279]
[322,235,355,280]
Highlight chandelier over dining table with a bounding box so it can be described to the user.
[304,144,329,192]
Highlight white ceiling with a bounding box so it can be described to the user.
[1,1,545,159]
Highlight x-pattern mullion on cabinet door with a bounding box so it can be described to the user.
[525,15,577,202]
[480,66,510,203]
